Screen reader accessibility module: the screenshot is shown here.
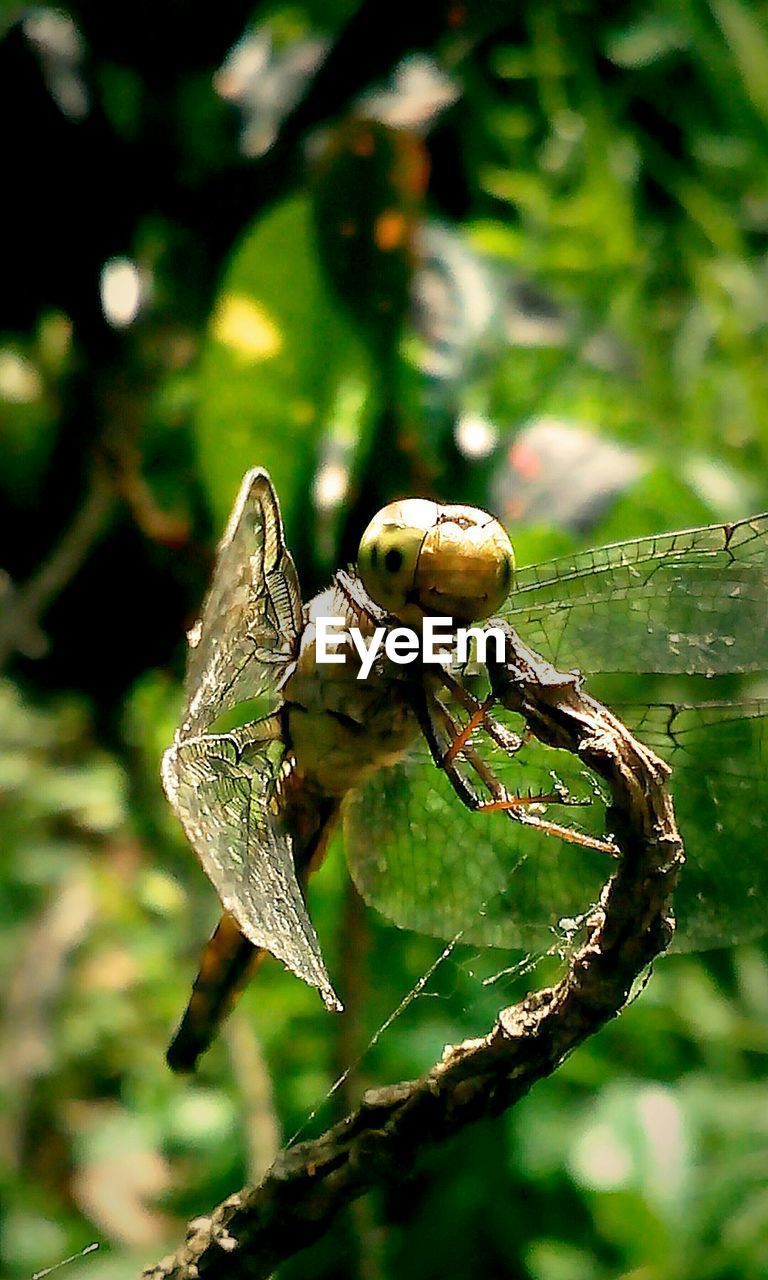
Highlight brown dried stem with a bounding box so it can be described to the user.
[143,630,684,1280]
[0,466,116,669]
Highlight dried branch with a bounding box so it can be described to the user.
[143,630,684,1280]
[0,467,116,670]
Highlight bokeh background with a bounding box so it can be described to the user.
[2,3,768,1278]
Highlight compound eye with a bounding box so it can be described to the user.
[357,499,439,616]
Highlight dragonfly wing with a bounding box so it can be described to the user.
[501,513,768,949]
[345,694,768,954]
[343,726,610,951]
[163,732,341,1010]
[620,700,768,951]
[181,468,303,738]
[504,512,768,676]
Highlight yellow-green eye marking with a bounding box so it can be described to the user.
[357,498,514,625]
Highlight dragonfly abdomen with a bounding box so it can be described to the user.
[166,912,265,1072]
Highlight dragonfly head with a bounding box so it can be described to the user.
[357,498,514,625]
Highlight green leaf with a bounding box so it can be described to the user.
[195,196,376,545]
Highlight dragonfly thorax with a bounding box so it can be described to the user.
[282,584,420,797]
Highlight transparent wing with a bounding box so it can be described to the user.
[352,513,768,954]
[164,470,339,1006]
[163,729,341,1009]
[503,512,768,676]
[622,700,768,950]
[344,711,610,953]
[180,468,303,738]
[344,699,768,953]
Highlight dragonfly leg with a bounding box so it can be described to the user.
[462,745,617,854]
[442,693,497,766]
[450,751,618,856]
[428,671,526,766]
[424,689,618,857]
[477,802,618,854]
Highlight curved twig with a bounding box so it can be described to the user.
[143,630,684,1280]
[0,467,116,670]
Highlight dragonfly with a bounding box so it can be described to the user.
[162,468,768,1070]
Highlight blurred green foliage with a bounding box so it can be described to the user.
[2,2,768,1279]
